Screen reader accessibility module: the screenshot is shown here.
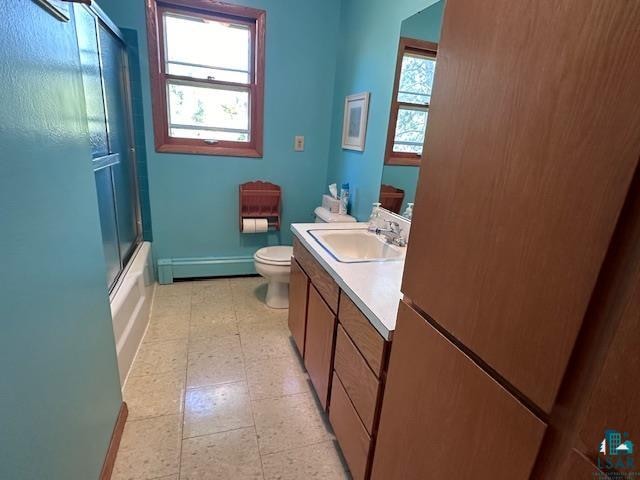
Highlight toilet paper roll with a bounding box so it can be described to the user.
[254,218,269,233]
[242,218,269,234]
[242,218,256,233]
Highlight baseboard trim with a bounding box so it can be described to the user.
[157,256,257,284]
[100,402,128,480]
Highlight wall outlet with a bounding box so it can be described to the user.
[294,136,305,151]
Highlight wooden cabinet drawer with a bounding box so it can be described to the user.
[334,325,380,434]
[304,285,337,410]
[372,301,547,480]
[329,372,371,480]
[339,292,387,377]
[293,237,339,312]
[288,259,309,356]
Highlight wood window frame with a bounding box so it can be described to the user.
[384,37,438,166]
[145,0,266,158]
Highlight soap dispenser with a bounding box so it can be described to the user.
[368,202,383,231]
[403,203,414,220]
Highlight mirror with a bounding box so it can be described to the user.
[379,1,445,218]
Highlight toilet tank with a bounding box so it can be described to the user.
[314,207,357,223]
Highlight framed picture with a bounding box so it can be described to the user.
[34,0,72,22]
[342,92,370,151]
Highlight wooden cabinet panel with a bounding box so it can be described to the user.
[334,325,380,434]
[371,301,547,480]
[402,0,640,411]
[558,450,609,480]
[293,238,339,312]
[304,285,336,410]
[578,279,640,460]
[338,292,387,377]
[329,372,371,480]
[287,259,309,356]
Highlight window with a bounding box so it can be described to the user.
[385,38,437,166]
[146,0,265,157]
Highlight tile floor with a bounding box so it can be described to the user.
[113,276,350,480]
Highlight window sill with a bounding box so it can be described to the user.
[385,155,422,167]
[156,143,263,158]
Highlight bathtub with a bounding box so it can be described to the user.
[109,242,155,387]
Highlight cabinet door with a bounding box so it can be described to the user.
[304,285,337,410]
[371,301,547,480]
[288,259,309,356]
[402,0,640,411]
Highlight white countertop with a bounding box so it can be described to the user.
[291,222,404,340]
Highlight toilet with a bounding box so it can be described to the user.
[253,207,357,309]
[254,246,294,309]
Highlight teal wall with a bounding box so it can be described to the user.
[326,0,443,220]
[401,0,445,41]
[0,3,122,480]
[100,0,342,277]
[381,0,445,214]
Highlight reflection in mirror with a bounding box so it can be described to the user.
[380,1,445,218]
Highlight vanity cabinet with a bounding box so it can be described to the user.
[304,285,337,410]
[287,259,309,355]
[289,238,391,479]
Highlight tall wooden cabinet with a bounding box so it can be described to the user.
[401,0,640,413]
[373,0,640,478]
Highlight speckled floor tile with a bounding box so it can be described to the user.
[112,415,181,480]
[239,322,296,363]
[245,354,310,400]
[114,279,350,480]
[152,294,192,317]
[261,441,350,480]
[183,382,253,438]
[180,427,264,480]
[189,313,238,341]
[129,339,188,377]
[230,277,268,305]
[191,300,236,320]
[187,335,245,388]
[252,392,333,455]
[191,278,233,305]
[235,305,289,327]
[144,314,190,343]
[155,281,193,298]
[124,370,185,420]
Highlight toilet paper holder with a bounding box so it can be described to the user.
[239,181,281,232]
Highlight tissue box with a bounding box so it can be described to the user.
[322,194,341,213]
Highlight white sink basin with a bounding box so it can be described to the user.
[308,229,406,263]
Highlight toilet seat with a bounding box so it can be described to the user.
[254,246,293,266]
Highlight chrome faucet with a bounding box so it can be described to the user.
[374,220,407,247]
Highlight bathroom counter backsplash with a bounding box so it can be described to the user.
[291,222,406,340]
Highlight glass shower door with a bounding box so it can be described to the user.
[75,5,142,291]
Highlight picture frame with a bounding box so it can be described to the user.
[34,0,72,22]
[342,92,370,151]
